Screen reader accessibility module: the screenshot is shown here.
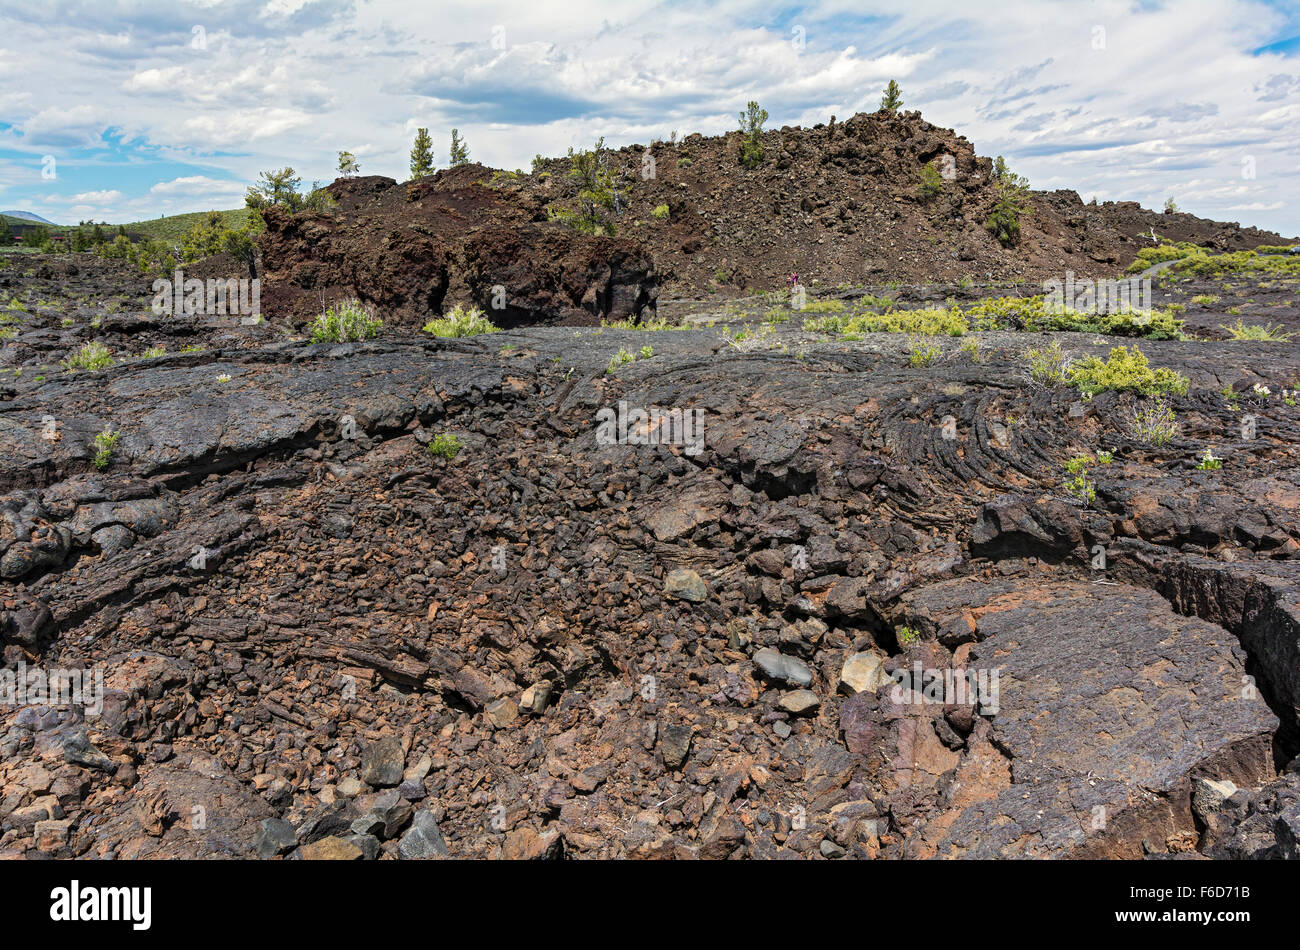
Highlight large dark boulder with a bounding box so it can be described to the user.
[255,167,657,328]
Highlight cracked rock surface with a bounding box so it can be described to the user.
[2,259,1299,860]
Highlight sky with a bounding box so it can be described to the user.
[0,0,1298,235]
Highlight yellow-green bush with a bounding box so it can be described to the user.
[1125,242,1205,274]
[1172,250,1300,278]
[811,307,968,338]
[422,304,498,337]
[801,299,846,313]
[1067,345,1189,398]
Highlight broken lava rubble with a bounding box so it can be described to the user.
[1,271,1299,859]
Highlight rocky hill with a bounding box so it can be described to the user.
[522,109,1292,295]
[251,109,1293,318]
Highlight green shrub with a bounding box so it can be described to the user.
[880,80,903,113]
[947,296,1180,339]
[651,204,670,220]
[738,100,768,170]
[600,316,690,331]
[1063,472,1096,504]
[64,341,113,372]
[96,235,135,261]
[1025,340,1070,386]
[310,299,382,343]
[960,295,1044,330]
[1033,307,1184,340]
[985,158,1030,247]
[1128,398,1178,446]
[1067,345,1188,398]
[985,193,1027,247]
[1171,249,1300,278]
[907,337,942,367]
[1123,245,1201,275]
[607,347,635,373]
[857,294,897,311]
[811,307,967,337]
[1220,320,1294,341]
[1196,448,1222,470]
[427,432,462,459]
[141,346,166,358]
[422,304,499,337]
[548,138,620,236]
[91,429,119,470]
[916,163,943,200]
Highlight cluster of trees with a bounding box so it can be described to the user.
[0,219,130,254]
[245,167,334,217]
[179,210,258,275]
[406,128,472,179]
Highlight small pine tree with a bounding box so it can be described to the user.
[548,138,619,235]
[245,168,334,223]
[737,100,768,170]
[410,128,435,179]
[246,167,304,212]
[223,225,259,279]
[0,218,10,245]
[449,129,469,166]
[1163,197,1179,214]
[337,150,360,177]
[985,156,1031,247]
[880,80,903,113]
[917,164,944,200]
[180,211,229,264]
[992,155,1028,190]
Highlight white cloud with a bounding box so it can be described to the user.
[49,189,123,203]
[0,0,1294,233]
[149,175,245,198]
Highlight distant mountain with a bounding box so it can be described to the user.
[1,210,56,225]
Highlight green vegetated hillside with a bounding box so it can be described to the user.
[1,209,250,241]
[0,213,55,230]
[111,208,251,242]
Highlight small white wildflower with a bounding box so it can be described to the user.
[1252,383,1270,396]
[216,373,232,383]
